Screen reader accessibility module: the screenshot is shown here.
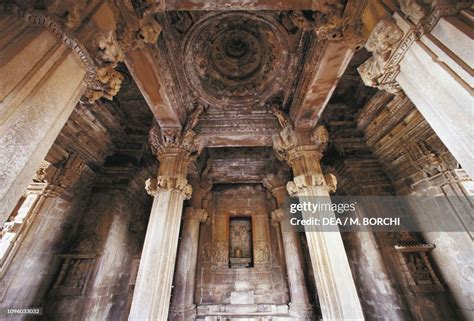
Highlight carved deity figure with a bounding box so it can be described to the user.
[365,18,404,65]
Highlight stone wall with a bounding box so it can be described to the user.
[0,167,94,320]
[41,168,152,321]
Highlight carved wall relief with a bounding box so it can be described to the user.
[390,230,445,293]
[49,255,96,297]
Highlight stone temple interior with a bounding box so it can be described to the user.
[0,0,472,320]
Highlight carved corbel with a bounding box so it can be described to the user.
[311,125,329,153]
[357,17,405,94]
[145,177,158,196]
[33,156,87,197]
[84,31,125,102]
[46,0,88,29]
[365,18,404,66]
[271,208,286,224]
[137,13,162,44]
[398,0,430,24]
[324,173,337,193]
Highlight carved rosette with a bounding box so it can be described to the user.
[183,12,291,108]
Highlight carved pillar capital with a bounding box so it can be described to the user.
[357,1,470,94]
[287,173,337,196]
[33,156,88,198]
[149,104,206,160]
[272,125,328,164]
[145,177,192,199]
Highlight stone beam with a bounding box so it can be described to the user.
[158,0,317,11]
[289,0,367,130]
[125,47,182,129]
[292,40,354,130]
[198,133,274,148]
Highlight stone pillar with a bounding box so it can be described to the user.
[0,157,93,315]
[263,174,314,320]
[129,149,192,321]
[358,3,473,178]
[129,111,204,320]
[170,178,212,321]
[272,124,364,320]
[170,207,208,321]
[0,12,88,221]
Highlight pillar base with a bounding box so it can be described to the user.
[169,304,197,321]
[289,302,315,320]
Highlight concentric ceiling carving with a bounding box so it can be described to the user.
[184,12,291,107]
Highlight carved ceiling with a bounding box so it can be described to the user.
[182,12,292,108]
[149,10,312,147]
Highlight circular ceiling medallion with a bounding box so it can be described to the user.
[184,12,290,107]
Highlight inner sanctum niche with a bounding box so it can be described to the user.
[229,217,253,268]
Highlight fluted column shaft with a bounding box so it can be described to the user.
[129,148,193,321]
[170,207,208,321]
[272,126,364,321]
